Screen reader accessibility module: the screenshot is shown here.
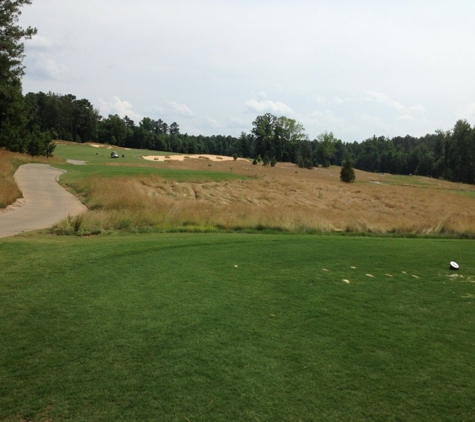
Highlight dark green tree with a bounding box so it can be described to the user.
[27,127,55,157]
[98,114,127,146]
[0,0,36,81]
[0,0,36,151]
[252,113,276,158]
[340,158,356,183]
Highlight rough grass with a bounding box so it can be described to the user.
[1,234,475,421]
[55,157,475,235]
[3,144,475,235]
[0,151,21,208]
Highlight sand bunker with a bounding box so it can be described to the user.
[89,143,113,149]
[142,154,248,163]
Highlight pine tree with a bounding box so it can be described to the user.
[340,158,355,183]
[0,1,37,151]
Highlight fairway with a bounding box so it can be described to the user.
[1,234,475,421]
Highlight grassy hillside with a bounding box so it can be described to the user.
[3,142,475,235]
[1,233,474,421]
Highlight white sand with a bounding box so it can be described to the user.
[142,154,248,162]
[89,143,113,149]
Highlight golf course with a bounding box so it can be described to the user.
[1,144,475,421]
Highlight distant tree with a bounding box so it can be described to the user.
[251,114,308,163]
[98,114,127,146]
[169,122,180,135]
[274,116,307,161]
[252,113,277,158]
[27,127,55,157]
[340,158,356,183]
[270,156,277,167]
[315,132,338,167]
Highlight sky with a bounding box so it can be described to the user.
[19,0,475,142]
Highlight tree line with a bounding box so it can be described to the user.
[2,1,475,184]
[20,93,475,185]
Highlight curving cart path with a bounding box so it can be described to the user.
[0,164,87,238]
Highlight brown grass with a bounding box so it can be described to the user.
[0,150,22,208]
[2,148,475,235]
[0,149,63,209]
[62,157,475,235]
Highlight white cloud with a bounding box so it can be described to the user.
[333,96,352,105]
[455,103,475,120]
[245,98,293,115]
[361,91,390,104]
[315,96,327,105]
[355,112,384,124]
[166,101,194,117]
[361,91,427,118]
[409,104,427,113]
[98,96,142,121]
[397,114,416,121]
[26,35,66,51]
[305,110,343,126]
[25,54,72,82]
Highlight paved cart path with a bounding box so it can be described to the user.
[0,164,87,238]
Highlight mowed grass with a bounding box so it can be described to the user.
[55,164,246,184]
[1,234,475,421]
[53,142,175,165]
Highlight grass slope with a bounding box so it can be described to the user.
[52,142,475,235]
[54,163,246,184]
[4,143,475,235]
[1,234,475,421]
[53,143,174,165]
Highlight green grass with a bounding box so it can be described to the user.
[54,164,246,184]
[54,143,174,165]
[1,234,475,421]
[52,144,246,183]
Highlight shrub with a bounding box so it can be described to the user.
[340,158,355,183]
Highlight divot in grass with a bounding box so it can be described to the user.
[343,279,350,284]
[366,274,375,278]
[412,275,420,279]
[386,274,393,277]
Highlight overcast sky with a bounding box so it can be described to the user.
[19,0,475,142]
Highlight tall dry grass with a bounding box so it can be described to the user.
[0,150,23,208]
[3,147,475,235]
[0,149,62,209]
[60,159,475,235]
